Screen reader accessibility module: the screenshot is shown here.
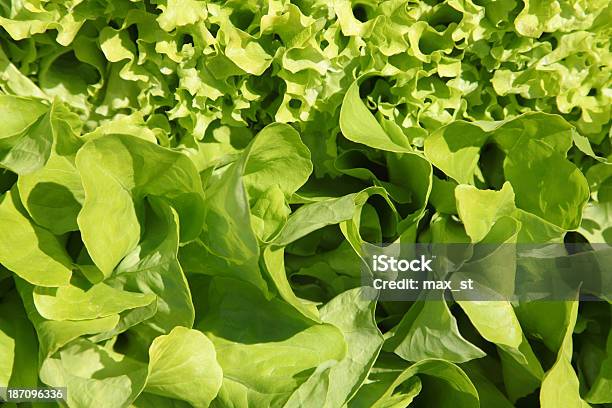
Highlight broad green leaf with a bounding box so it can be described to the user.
[429,176,458,214]
[33,276,156,321]
[384,294,486,363]
[76,134,204,276]
[14,100,83,233]
[40,339,148,408]
[458,301,522,349]
[17,152,83,234]
[427,114,590,232]
[498,337,545,402]
[15,278,120,361]
[339,187,398,253]
[490,113,574,155]
[0,95,48,139]
[579,202,612,244]
[0,47,49,99]
[0,99,71,175]
[516,301,576,353]
[276,193,359,246]
[0,290,38,388]
[132,393,192,408]
[463,365,515,408]
[340,77,412,153]
[586,330,612,403]
[540,302,591,408]
[262,246,320,321]
[243,123,312,199]
[285,287,385,407]
[386,152,433,216]
[184,149,265,291]
[455,182,516,242]
[283,362,335,408]
[146,326,222,407]
[317,287,384,407]
[112,198,194,341]
[424,122,489,184]
[0,188,72,286]
[251,185,290,242]
[197,277,347,407]
[459,299,544,401]
[349,357,479,408]
[503,139,589,230]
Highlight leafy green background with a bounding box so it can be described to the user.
[0,0,610,407]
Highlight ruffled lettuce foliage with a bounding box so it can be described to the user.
[0,0,610,407]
